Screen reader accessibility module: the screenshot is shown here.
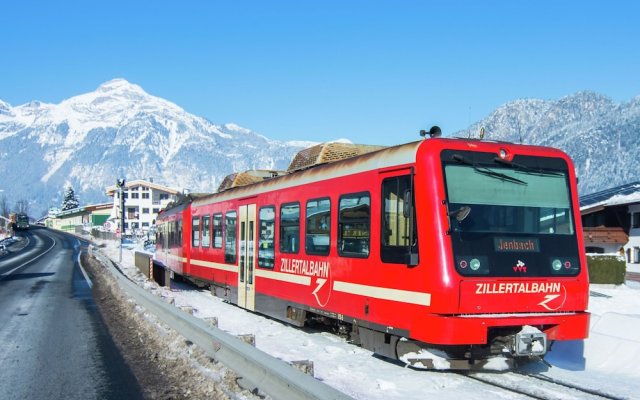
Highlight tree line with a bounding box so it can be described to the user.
[0,185,80,220]
[0,196,29,217]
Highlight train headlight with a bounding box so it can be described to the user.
[455,256,489,275]
[549,257,579,275]
[499,148,508,159]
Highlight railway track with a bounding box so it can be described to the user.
[463,371,627,400]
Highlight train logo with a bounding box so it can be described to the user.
[513,260,527,273]
[280,258,333,306]
[538,284,567,311]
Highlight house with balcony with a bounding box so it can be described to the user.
[580,182,640,266]
[105,179,180,235]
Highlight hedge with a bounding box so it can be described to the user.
[586,255,626,284]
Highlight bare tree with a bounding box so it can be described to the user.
[14,199,29,215]
[0,196,8,218]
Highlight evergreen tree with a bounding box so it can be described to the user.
[61,186,80,211]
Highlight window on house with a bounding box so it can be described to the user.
[258,206,275,268]
[142,193,150,199]
[131,193,139,199]
[339,193,370,258]
[192,216,200,247]
[280,202,300,253]
[202,215,211,247]
[306,198,330,255]
[213,213,223,248]
[153,208,160,214]
[159,194,169,200]
[633,212,640,229]
[142,208,149,214]
[225,211,237,263]
[142,222,149,228]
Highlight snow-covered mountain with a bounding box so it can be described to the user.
[0,79,313,215]
[453,91,640,197]
[1,81,638,216]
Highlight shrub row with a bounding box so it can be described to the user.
[587,255,626,284]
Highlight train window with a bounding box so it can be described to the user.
[192,216,200,247]
[258,206,276,268]
[212,213,223,248]
[177,220,182,246]
[280,202,300,253]
[338,193,370,258]
[201,215,211,247]
[224,211,237,263]
[306,198,330,255]
[381,175,418,264]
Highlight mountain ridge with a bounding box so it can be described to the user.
[0,79,314,215]
[1,80,638,216]
[453,91,640,196]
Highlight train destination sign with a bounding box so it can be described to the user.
[494,237,540,252]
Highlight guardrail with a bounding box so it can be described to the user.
[89,248,352,400]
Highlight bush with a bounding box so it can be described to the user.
[587,255,626,284]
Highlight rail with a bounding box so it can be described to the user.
[89,248,352,400]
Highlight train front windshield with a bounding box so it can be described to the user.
[441,150,581,277]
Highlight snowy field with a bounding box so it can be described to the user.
[96,239,640,399]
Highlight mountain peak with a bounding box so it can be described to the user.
[97,78,146,95]
[0,99,11,111]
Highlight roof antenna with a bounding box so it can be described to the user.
[420,126,442,139]
[479,126,485,140]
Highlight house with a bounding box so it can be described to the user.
[580,181,640,265]
[104,179,180,235]
[46,203,113,233]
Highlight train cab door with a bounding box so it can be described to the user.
[238,204,257,311]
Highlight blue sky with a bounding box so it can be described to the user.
[1,1,638,145]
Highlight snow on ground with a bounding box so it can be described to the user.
[96,239,640,399]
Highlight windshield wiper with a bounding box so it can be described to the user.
[452,154,527,185]
[493,157,563,177]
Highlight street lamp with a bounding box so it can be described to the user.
[117,178,126,262]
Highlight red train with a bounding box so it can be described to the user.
[154,131,590,369]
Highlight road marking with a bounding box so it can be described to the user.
[0,235,57,279]
[77,251,93,288]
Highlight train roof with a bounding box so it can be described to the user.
[187,135,575,209]
[192,140,422,207]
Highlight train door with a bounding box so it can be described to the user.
[238,204,256,311]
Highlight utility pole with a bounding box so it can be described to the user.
[117,178,126,262]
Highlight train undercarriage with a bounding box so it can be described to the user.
[186,278,551,371]
[304,309,548,371]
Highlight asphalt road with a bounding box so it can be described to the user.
[0,227,143,400]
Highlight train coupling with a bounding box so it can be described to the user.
[514,326,547,357]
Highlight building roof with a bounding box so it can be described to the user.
[579,181,640,211]
[583,226,629,245]
[104,179,181,196]
[53,202,114,218]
